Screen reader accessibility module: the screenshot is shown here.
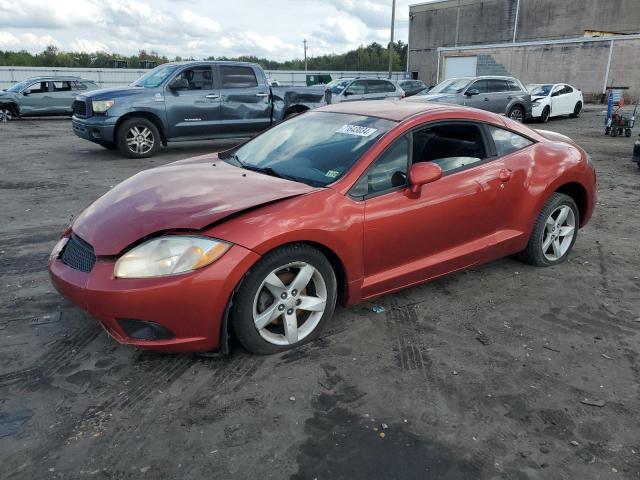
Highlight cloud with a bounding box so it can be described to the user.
[179,9,221,36]
[71,38,109,53]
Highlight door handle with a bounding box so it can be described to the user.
[484,97,490,101]
[499,168,513,182]
[507,96,513,100]
[255,93,269,97]
[205,94,219,99]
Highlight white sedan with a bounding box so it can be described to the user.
[527,83,584,122]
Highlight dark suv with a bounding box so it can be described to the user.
[406,76,532,122]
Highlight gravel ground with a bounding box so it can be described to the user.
[0,108,639,480]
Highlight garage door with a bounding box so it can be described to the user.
[444,56,477,80]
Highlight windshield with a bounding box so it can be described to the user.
[414,87,431,96]
[7,80,32,93]
[326,79,351,94]
[229,111,396,187]
[429,78,472,94]
[132,64,180,88]
[527,84,553,96]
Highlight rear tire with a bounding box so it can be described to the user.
[508,105,525,123]
[232,244,337,355]
[570,102,582,118]
[116,117,160,158]
[517,193,579,267]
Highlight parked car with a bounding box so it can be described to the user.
[71,61,326,158]
[49,101,595,355]
[399,79,428,97]
[0,76,98,121]
[527,83,584,122]
[324,77,405,104]
[405,76,532,122]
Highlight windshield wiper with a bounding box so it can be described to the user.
[242,164,300,183]
[220,152,244,168]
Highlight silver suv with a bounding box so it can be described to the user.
[324,77,405,104]
[405,76,531,122]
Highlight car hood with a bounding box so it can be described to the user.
[80,85,153,100]
[531,95,547,102]
[405,93,458,103]
[72,154,317,255]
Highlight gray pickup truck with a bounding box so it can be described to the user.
[71,61,326,158]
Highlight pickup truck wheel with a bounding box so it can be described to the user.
[117,118,160,158]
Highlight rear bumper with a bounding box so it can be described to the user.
[72,116,117,144]
[49,241,260,353]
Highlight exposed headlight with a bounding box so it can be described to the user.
[50,237,69,261]
[92,100,115,113]
[114,236,231,279]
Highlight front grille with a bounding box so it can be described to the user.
[61,234,96,273]
[72,99,90,117]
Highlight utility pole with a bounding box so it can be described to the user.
[303,38,308,71]
[388,0,396,79]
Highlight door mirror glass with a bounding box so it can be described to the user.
[169,78,189,90]
[409,162,442,193]
[465,88,480,96]
[23,90,30,96]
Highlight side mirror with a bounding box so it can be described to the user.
[169,78,189,90]
[465,88,480,96]
[409,162,443,194]
[343,90,351,96]
[23,91,30,96]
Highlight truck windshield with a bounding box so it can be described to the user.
[429,78,472,94]
[229,111,396,187]
[132,64,180,88]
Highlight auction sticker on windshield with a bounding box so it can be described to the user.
[336,125,377,137]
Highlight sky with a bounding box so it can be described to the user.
[0,0,418,61]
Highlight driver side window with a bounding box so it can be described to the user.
[346,80,366,96]
[173,66,213,90]
[350,136,409,198]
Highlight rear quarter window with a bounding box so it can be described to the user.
[488,126,533,156]
[220,66,258,88]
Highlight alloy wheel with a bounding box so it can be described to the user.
[541,205,576,261]
[252,262,328,346]
[573,103,582,117]
[0,108,12,122]
[509,107,524,122]
[125,125,154,155]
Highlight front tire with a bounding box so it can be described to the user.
[116,118,160,158]
[0,107,13,122]
[232,244,337,354]
[540,106,550,123]
[570,102,582,118]
[508,105,525,123]
[517,193,579,267]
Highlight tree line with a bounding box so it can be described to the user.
[0,42,408,71]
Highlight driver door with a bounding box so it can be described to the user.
[342,80,366,102]
[360,121,504,298]
[164,65,221,139]
[20,81,55,115]
[463,80,489,110]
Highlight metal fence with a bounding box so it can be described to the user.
[0,66,408,89]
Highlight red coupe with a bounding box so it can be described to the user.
[49,101,596,354]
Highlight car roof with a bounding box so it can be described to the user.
[317,99,478,122]
[21,76,84,82]
[447,75,518,81]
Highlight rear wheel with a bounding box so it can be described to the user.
[570,102,582,118]
[232,244,337,354]
[625,128,632,137]
[116,118,160,158]
[517,193,579,267]
[508,105,524,123]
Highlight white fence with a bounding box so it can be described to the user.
[0,66,408,89]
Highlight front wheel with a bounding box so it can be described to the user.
[570,102,582,118]
[508,105,525,123]
[232,244,337,354]
[540,106,550,123]
[0,107,13,122]
[517,193,579,267]
[625,128,632,138]
[116,118,160,158]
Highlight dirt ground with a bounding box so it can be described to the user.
[0,108,639,480]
